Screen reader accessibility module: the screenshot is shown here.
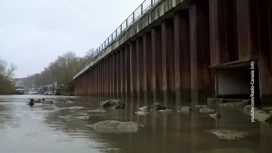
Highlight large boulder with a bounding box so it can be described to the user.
[100,99,125,109]
[150,102,166,111]
[87,120,144,133]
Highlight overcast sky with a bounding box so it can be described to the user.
[0,0,143,78]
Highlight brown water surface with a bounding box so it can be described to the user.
[0,95,271,153]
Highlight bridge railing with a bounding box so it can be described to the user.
[76,0,165,76]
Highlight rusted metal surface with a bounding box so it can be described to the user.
[174,11,190,104]
[143,32,152,100]
[151,27,163,101]
[74,0,272,105]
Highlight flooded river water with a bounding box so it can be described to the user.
[0,95,271,153]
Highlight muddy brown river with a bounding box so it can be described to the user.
[0,95,271,153]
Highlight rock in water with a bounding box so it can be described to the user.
[237,100,250,108]
[135,106,150,116]
[87,120,144,133]
[150,102,166,111]
[208,129,248,140]
[100,99,125,109]
[177,106,191,114]
[135,111,149,116]
[199,148,257,153]
[209,112,221,120]
[138,106,148,111]
[158,109,173,113]
[195,105,207,108]
[199,108,215,114]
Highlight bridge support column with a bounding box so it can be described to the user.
[258,0,272,105]
[174,11,191,105]
[92,70,94,96]
[151,27,163,102]
[236,0,258,61]
[209,0,239,65]
[189,0,212,105]
[97,65,99,98]
[109,56,113,98]
[161,19,175,104]
[136,37,144,101]
[98,64,101,98]
[130,42,137,99]
[124,45,131,99]
[116,51,120,99]
[120,48,125,99]
[103,61,105,99]
[87,72,90,96]
[106,57,110,99]
[143,32,153,101]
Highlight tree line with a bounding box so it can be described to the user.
[22,49,96,95]
[0,58,16,94]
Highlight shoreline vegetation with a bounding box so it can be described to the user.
[0,58,16,94]
[21,51,91,95]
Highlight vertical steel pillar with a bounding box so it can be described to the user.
[257,0,272,105]
[110,55,114,98]
[136,37,144,100]
[189,0,212,105]
[120,48,125,99]
[143,32,152,101]
[174,11,191,105]
[130,42,137,99]
[236,0,258,61]
[161,20,175,104]
[151,27,163,102]
[125,45,131,99]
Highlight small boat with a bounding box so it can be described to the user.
[41,98,53,104]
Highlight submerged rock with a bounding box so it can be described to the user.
[135,111,150,116]
[207,98,224,106]
[75,116,89,120]
[199,108,215,114]
[237,100,250,108]
[87,109,107,113]
[66,106,86,110]
[195,105,207,108]
[138,106,148,111]
[135,106,150,116]
[100,99,125,109]
[150,102,166,111]
[208,112,221,120]
[158,109,173,113]
[243,105,272,125]
[177,106,191,114]
[199,148,257,153]
[254,108,272,125]
[219,102,238,108]
[208,129,248,140]
[87,120,144,133]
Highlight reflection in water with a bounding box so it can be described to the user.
[0,95,271,153]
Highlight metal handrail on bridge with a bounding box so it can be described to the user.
[75,0,165,77]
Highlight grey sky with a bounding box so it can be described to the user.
[0,0,143,78]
